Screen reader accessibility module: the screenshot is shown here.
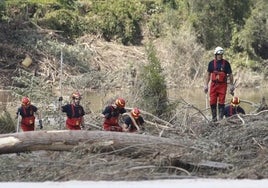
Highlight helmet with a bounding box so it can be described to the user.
[131,108,140,118]
[72,91,82,100]
[21,97,30,106]
[115,98,125,108]
[214,46,224,55]
[231,96,240,106]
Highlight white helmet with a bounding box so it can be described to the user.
[214,46,224,55]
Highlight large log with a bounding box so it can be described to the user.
[0,131,234,171]
[0,130,186,154]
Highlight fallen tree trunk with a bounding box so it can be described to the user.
[0,130,187,154]
[0,130,235,173]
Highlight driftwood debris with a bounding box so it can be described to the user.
[0,130,186,154]
[0,130,234,172]
[257,97,268,112]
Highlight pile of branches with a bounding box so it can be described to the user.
[0,108,267,181]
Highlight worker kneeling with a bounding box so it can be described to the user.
[123,108,144,133]
[223,96,245,118]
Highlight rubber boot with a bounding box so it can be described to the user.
[218,104,225,120]
[211,104,217,122]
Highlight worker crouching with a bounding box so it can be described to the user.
[102,98,126,132]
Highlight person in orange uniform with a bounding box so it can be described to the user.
[204,46,235,121]
[102,98,126,132]
[123,108,144,133]
[224,96,245,118]
[61,91,85,130]
[17,96,42,131]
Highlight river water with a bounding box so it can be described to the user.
[168,87,268,113]
[85,87,267,114]
[0,87,267,116]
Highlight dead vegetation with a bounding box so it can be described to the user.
[0,107,267,181]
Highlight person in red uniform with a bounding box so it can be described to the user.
[102,98,126,132]
[17,96,42,131]
[204,46,235,122]
[61,91,85,130]
[224,96,245,118]
[123,108,144,133]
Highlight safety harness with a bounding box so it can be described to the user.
[211,59,227,83]
[21,106,35,126]
[66,104,83,126]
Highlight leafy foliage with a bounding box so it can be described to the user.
[38,9,84,39]
[232,0,268,60]
[191,0,252,50]
[86,0,145,45]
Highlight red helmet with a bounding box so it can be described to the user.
[115,98,125,108]
[21,97,30,106]
[231,96,240,106]
[72,91,82,100]
[131,108,140,118]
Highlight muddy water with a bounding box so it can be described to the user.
[169,87,267,113]
[0,87,267,116]
[84,87,267,114]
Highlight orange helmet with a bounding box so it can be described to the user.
[231,96,240,106]
[131,108,140,118]
[115,98,125,108]
[21,97,30,106]
[72,91,82,100]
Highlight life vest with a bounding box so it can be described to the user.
[66,104,83,126]
[211,59,227,83]
[102,106,121,131]
[103,106,120,126]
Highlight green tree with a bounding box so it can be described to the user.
[190,0,252,49]
[232,0,268,60]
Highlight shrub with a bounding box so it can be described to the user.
[0,111,16,134]
[38,9,84,39]
[86,0,145,45]
[139,43,168,117]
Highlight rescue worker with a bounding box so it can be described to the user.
[61,91,85,130]
[123,108,145,133]
[224,96,245,118]
[102,97,126,132]
[17,96,42,131]
[204,46,235,122]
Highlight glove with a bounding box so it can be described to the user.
[80,124,85,130]
[204,85,208,94]
[58,96,63,101]
[230,84,235,95]
[38,119,43,129]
